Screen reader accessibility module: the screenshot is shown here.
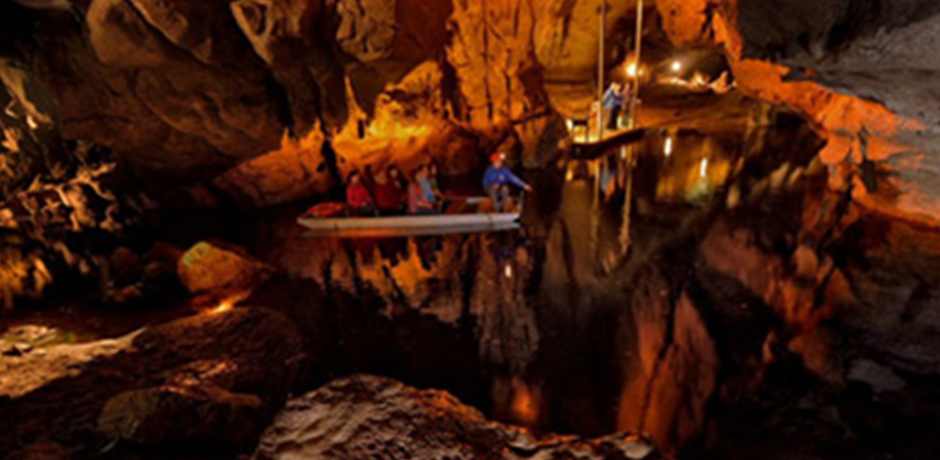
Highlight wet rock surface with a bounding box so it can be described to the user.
[657,0,940,224]
[0,307,305,456]
[253,374,662,460]
[2,122,940,460]
[689,203,940,459]
[4,2,940,460]
[178,241,274,297]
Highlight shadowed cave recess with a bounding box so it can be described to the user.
[2,0,940,459]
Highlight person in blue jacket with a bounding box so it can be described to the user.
[603,82,625,129]
[483,152,531,212]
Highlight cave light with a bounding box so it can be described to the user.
[208,300,234,315]
[626,62,639,78]
[671,60,682,73]
[700,158,709,178]
[504,264,513,279]
[664,137,673,158]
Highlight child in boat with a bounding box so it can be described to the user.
[346,171,376,215]
[373,165,406,214]
[408,166,437,215]
[482,153,531,212]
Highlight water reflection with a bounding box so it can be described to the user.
[250,117,820,443]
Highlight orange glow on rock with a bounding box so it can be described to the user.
[509,377,540,429]
[214,127,329,207]
[208,299,235,315]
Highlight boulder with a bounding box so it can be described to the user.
[253,375,663,460]
[98,380,264,449]
[177,241,273,295]
[0,307,305,455]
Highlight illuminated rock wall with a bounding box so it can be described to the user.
[6,0,940,221]
[657,0,940,225]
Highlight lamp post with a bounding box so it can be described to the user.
[629,0,644,129]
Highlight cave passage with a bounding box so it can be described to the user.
[4,1,940,460]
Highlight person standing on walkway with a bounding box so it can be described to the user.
[603,82,625,130]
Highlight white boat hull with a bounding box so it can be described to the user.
[297,212,520,235]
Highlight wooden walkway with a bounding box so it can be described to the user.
[569,126,651,160]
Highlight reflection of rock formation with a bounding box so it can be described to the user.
[470,238,538,375]
[617,269,718,450]
[253,374,663,460]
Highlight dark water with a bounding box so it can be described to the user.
[237,112,824,445]
[0,110,833,454]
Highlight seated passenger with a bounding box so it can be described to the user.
[408,166,437,215]
[428,163,444,202]
[346,171,376,215]
[373,165,405,214]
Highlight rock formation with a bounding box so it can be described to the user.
[253,374,662,460]
[0,307,305,455]
[2,0,936,225]
[178,240,274,297]
[657,0,940,225]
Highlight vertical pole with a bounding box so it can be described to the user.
[597,0,606,141]
[629,0,644,128]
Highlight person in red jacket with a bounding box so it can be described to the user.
[372,165,406,214]
[346,171,376,215]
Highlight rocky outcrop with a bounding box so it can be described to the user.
[50,0,285,179]
[688,192,940,460]
[6,0,938,221]
[253,375,662,460]
[231,0,345,132]
[657,0,940,225]
[213,129,332,208]
[177,241,274,297]
[16,0,597,195]
[0,59,66,197]
[0,307,305,455]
